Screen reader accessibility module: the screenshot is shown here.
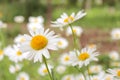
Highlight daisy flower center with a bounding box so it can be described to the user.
[78,52,90,61]
[64,16,74,23]
[0,50,3,55]
[20,77,25,80]
[66,77,71,80]
[30,35,48,50]
[17,51,22,56]
[58,41,63,46]
[105,77,111,80]
[117,70,120,77]
[20,38,25,42]
[43,68,48,73]
[73,29,77,34]
[64,56,70,61]
[115,33,120,38]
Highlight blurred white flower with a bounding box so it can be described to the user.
[103,74,114,80]
[51,10,86,27]
[111,28,120,40]
[14,16,25,23]
[0,20,7,29]
[59,52,72,66]
[75,74,86,80]
[14,34,26,44]
[86,43,97,50]
[110,61,120,67]
[5,45,27,63]
[66,26,83,36]
[107,68,120,79]
[89,65,103,74]
[28,16,44,24]
[56,65,66,74]
[16,72,29,80]
[27,23,43,32]
[62,74,75,80]
[19,27,59,63]
[71,47,99,68]
[38,64,53,76]
[109,51,119,61]
[9,64,22,74]
[57,37,68,49]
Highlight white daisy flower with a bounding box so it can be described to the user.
[9,64,22,74]
[86,43,97,50]
[110,61,120,67]
[57,37,68,49]
[59,52,72,66]
[89,65,103,74]
[38,64,53,76]
[107,68,120,79]
[62,74,75,80]
[75,74,86,80]
[71,47,99,68]
[66,26,83,36]
[14,16,25,23]
[16,72,29,80]
[0,20,7,29]
[6,45,27,63]
[56,65,66,74]
[29,16,44,24]
[27,23,43,32]
[51,10,86,27]
[109,51,119,61]
[103,74,114,80]
[0,49,4,61]
[19,27,58,62]
[111,28,120,40]
[14,34,26,44]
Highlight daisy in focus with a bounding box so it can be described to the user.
[16,72,29,80]
[19,27,58,62]
[107,68,120,79]
[71,47,99,68]
[38,64,53,76]
[66,26,83,37]
[51,10,86,27]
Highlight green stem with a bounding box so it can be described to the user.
[42,55,53,80]
[0,29,5,49]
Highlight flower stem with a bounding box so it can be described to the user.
[0,29,5,49]
[42,55,53,80]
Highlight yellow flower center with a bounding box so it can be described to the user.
[115,33,120,38]
[105,77,111,80]
[43,68,48,73]
[0,50,3,55]
[73,29,77,34]
[16,51,22,56]
[117,70,120,77]
[64,16,74,23]
[66,77,71,80]
[20,77,25,80]
[20,38,25,42]
[64,56,70,61]
[78,52,90,61]
[58,41,63,46]
[30,35,48,50]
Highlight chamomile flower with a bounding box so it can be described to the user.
[75,74,86,80]
[27,23,43,32]
[89,65,103,74]
[66,26,83,36]
[0,20,7,29]
[62,74,75,80]
[56,65,66,74]
[14,16,25,23]
[14,34,26,44]
[103,74,114,80]
[6,45,26,63]
[57,37,68,49]
[109,51,119,61]
[29,16,44,24]
[111,28,120,40]
[19,27,58,62]
[107,68,120,79]
[0,49,4,61]
[16,72,29,80]
[51,10,86,27]
[9,64,22,74]
[59,52,72,66]
[86,43,97,50]
[38,64,53,76]
[71,47,99,68]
